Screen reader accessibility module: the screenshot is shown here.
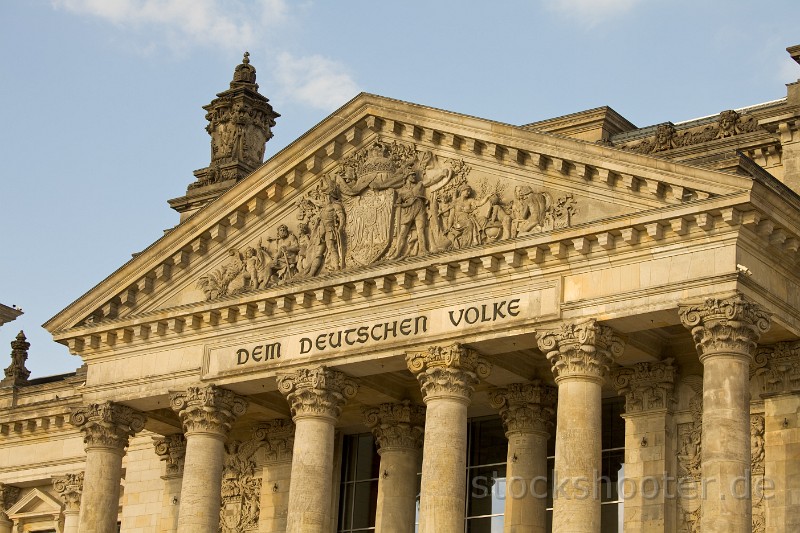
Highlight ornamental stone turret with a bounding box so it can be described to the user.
[1,331,30,387]
[169,52,280,221]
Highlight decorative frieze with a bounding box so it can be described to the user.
[488,381,556,435]
[678,294,771,360]
[153,434,187,477]
[536,319,625,382]
[252,418,295,464]
[611,359,676,413]
[2,331,30,387]
[276,366,358,421]
[169,385,248,436]
[405,343,491,401]
[70,401,146,450]
[362,400,425,452]
[52,472,84,512]
[752,341,800,394]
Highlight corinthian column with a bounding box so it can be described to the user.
[679,294,771,533]
[70,402,146,533]
[612,360,677,533]
[254,419,295,533]
[537,319,624,533]
[0,484,20,533]
[406,343,492,533]
[170,385,248,533]
[53,472,84,533]
[363,400,425,533]
[489,381,556,533]
[277,366,358,533]
[153,434,186,533]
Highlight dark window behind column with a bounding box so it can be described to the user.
[337,433,380,532]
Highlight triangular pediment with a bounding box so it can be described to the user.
[7,487,62,517]
[46,93,760,337]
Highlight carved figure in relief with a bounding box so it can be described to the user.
[318,180,346,270]
[444,184,493,248]
[391,171,429,258]
[260,225,300,284]
[297,221,325,277]
[510,185,552,236]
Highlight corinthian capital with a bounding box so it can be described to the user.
[489,381,556,436]
[679,294,771,361]
[277,366,358,421]
[170,385,248,437]
[612,360,676,413]
[153,434,187,477]
[0,483,20,520]
[406,343,491,402]
[70,401,147,451]
[753,341,800,395]
[363,400,425,452]
[252,419,295,464]
[52,472,83,512]
[536,320,625,383]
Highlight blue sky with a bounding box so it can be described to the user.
[1,0,799,378]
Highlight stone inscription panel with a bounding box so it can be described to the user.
[204,285,558,377]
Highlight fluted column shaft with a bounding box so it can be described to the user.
[407,343,492,533]
[537,320,624,533]
[278,366,358,533]
[680,294,771,533]
[171,385,248,533]
[489,382,555,533]
[70,402,146,533]
[364,401,425,533]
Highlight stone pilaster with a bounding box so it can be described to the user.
[53,472,83,533]
[537,319,625,533]
[153,434,186,533]
[254,419,295,533]
[752,341,800,532]
[679,294,771,533]
[363,400,425,533]
[170,385,247,533]
[612,360,677,533]
[70,401,146,533]
[277,367,357,533]
[0,484,20,533]
[489,381,555,533]
[406,343,491,533]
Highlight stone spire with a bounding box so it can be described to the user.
[169,52,280,221]
[2,331,30,387]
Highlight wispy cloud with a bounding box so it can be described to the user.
[545,0,640,27]
[275,52,361,111]
[52,0,287,52]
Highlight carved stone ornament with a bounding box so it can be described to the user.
[679,293,771,362]
[362,400,425,452]
[2,330,30,387]
[752,341,800,395]
[169,385,248,437]
[488,381,556,436]
[406,343,492,402]
[751,413,766,533]
[676,376,702,532]
[276,367,358,421]
[252,418,295,464]
[612,359,677,413]
[153,434,187,477]
[536,319,625,383]
[70,401,147,450]
[0,483,20,519]
[197,138,578,300]
[619,109,761,154]
[52,472,84,513]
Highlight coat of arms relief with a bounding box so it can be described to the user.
[198,139,577,300]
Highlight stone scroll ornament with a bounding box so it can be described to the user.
[70,402,147,450]
[198,138,577,300]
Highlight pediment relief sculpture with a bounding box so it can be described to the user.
[198,139,578,300]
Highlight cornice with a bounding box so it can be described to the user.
[53,190,800,358]
[45,93,764,336]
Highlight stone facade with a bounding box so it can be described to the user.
[2,46,800,532]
